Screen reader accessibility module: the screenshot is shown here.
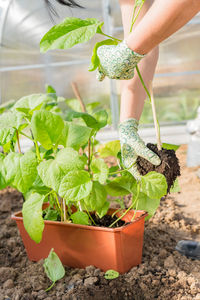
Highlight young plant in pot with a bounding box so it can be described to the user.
[0,90,168,273]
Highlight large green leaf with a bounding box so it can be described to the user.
[65,99,82,112]
[22,193,45,243]
[89,39,118,72]
[93,110,108,129]
[99,140,121,158]
[0,153,7,189]
[105,174,136,197]
[59,122,92,150]
[37,148,86,192]
[70,211,89,225]
[14,94,55,117]
[40,17,103,53]
[4,151,38,193]
[0,127,16,146]
[91,157,109,184]
[31,110,64,150]
[140,171,167,199]
[43,249,65,287]
[59,170,92,202]
[65,111,99,129]
[137,192,160,220]
[85,181,107,212]
[0,111,24,130]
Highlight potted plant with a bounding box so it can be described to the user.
[0,87,168,273]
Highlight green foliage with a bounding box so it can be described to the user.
[140,172,167,199]
[91,157,109,184]
[89,39,118,72]
[170,178,181,193]
[104,270,119,280]
[98,140,121,158]
[59,170,92,202]
[22,193,45,243]
[40,17,104,53]
[43,249,65,291]
[70,211,89,225]
[162,143,180,151]
[85,181,107,213]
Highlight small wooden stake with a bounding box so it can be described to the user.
[71,82,86,113]
[149,82,162,151]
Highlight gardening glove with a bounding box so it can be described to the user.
[119,118,161,181]
[96,40,144,81]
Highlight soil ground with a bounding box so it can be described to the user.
[0,145,200,300]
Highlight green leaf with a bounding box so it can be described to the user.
[40,17,104,53]
[4,151,38,193]
[31,110,64,150]
[13,94,55,117]
[0,100,15,114]
[140,171,167,199]
[99,140,121,158]
[43,249,65,287]
[0,127,16,146]
[91,157,109,184]
[89,39,118,72]
[38,148,86,192]
[170,178,181,193]
[65,99,82,112]
[85,181,107,212]
[22,193,45,243]
[0,111,24,130]
[44,208,59,221]
[45,84,56,95]
[70,211,89,225]
[59,122,92,151]
[0,153,7,189]
[162,143,180,151]
[93,110,108,129]
[104,270,119,280]
[96,201,109,218]
[59,170,92,202]
[137,192,160,220]
[65,111,99,129]
[86,102,100,114]
[105,175,136,197]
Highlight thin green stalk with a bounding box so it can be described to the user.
[19,131,34,141]
[16,130,21,153]
[130,1,145,32]
[45,281,55,292]
[109,182,141,228]
[84,204,96,226]
[131,183,141,221]
[109,161,136,176]
[54,192,64,220]
[100,32,122,43]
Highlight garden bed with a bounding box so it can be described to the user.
[0,145,200,300]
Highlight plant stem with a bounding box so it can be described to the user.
[16,130,21,154]
[54,192,64,220]
[109,161,136,176]
[71,82,86,113]
[88,139,91,172]
[84,204,96,226]
[130,1,145,32]
[63,198,66,222]
[45,281,55,292]
[99,32,122,43]
[131,183,141,221]
[109,182,141,228]
[149,82,162,150]
[19,131,34,141]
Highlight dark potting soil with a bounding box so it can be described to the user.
[90,213,125,228]
[137,143,181,193]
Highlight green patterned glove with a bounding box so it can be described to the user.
[96,40,144,81]
[119,118,161,180]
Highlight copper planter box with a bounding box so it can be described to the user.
[12,209,147,274]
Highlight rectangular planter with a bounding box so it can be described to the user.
[12,209,147,274]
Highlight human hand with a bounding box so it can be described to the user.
[96,40,144,81]
[119,118,161,180]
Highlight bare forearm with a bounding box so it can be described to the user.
[126,0,200,54]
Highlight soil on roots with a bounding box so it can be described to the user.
[137,143,181,192]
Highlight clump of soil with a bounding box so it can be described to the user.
[91,214,125,228]
[137,143,180,192]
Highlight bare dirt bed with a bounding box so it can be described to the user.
[0,145,200,300]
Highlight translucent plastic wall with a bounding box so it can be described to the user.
[0,0,200,126]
